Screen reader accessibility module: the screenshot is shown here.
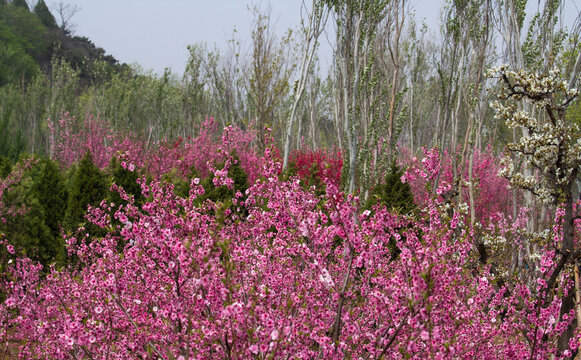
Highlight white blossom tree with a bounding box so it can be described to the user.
[489,65,580,353]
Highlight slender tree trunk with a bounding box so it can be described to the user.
[386,0,405,143]
[297,109,303,149]
[310,92,317,149]
[282,0,328,170]
[573,261,581,359]
[409,78,414,154]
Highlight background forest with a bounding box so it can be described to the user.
[1,0,580,191]
[0,0,579,162]
[3,0,581,358]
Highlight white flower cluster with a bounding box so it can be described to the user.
[482,233,507,247]
[319,268,335,289]
[489,66,580,204]
[488,66,578,103]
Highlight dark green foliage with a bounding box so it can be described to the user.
[108,156,143,251]
[365,161,414,215]
[195,155,249,222]
[31,158,67,241]
[0,159,65,268]
[0,4,47,86]
[200,159,248,204]
[64,151,108,233]
[159,157,249,224]
[364,162,415,261]
[108,156,143,207]
[282,160,327,196]
[52,36,120,85]
[0,156,11,177]
[161,167,190,199]
[11,0,28,10]
[0,0,121,89]
[1,196,53,265]
[33,0,57,29]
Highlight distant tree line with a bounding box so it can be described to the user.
[1,0,580,200]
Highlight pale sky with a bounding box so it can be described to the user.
[40,1,580,76]
[41,0,443,75]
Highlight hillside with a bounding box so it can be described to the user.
[0,0,123,87]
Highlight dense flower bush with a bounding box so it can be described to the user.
[49,115,262,183]
[402,146,512,226]
[0,136,578,359]
[289,147,342,188]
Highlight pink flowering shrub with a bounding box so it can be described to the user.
[289,147,343,187]
[49,113,142,170]
[50,115,262,183]
[0,145,575,359]
[402,146,511,226]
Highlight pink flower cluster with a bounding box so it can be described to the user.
[0,141,576,359]
[402,146,511,225]
[290,147,343,187]
[49,115,262,182]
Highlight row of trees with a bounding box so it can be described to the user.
[0,116,342,271]
[0,0,124,158]
[0,152,127,268]
[2,1,580,194]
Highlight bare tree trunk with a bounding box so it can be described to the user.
[296,107,303,149]
[409,76,415,154]
[310,89,317,149]
[283,0,329,169]
[386,1,405,142]
[451,46,465,202]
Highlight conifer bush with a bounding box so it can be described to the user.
[365,161,415,215]
[0,158,65,268]
[64,151,108,234]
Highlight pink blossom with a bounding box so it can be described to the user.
[0,128,573,359]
